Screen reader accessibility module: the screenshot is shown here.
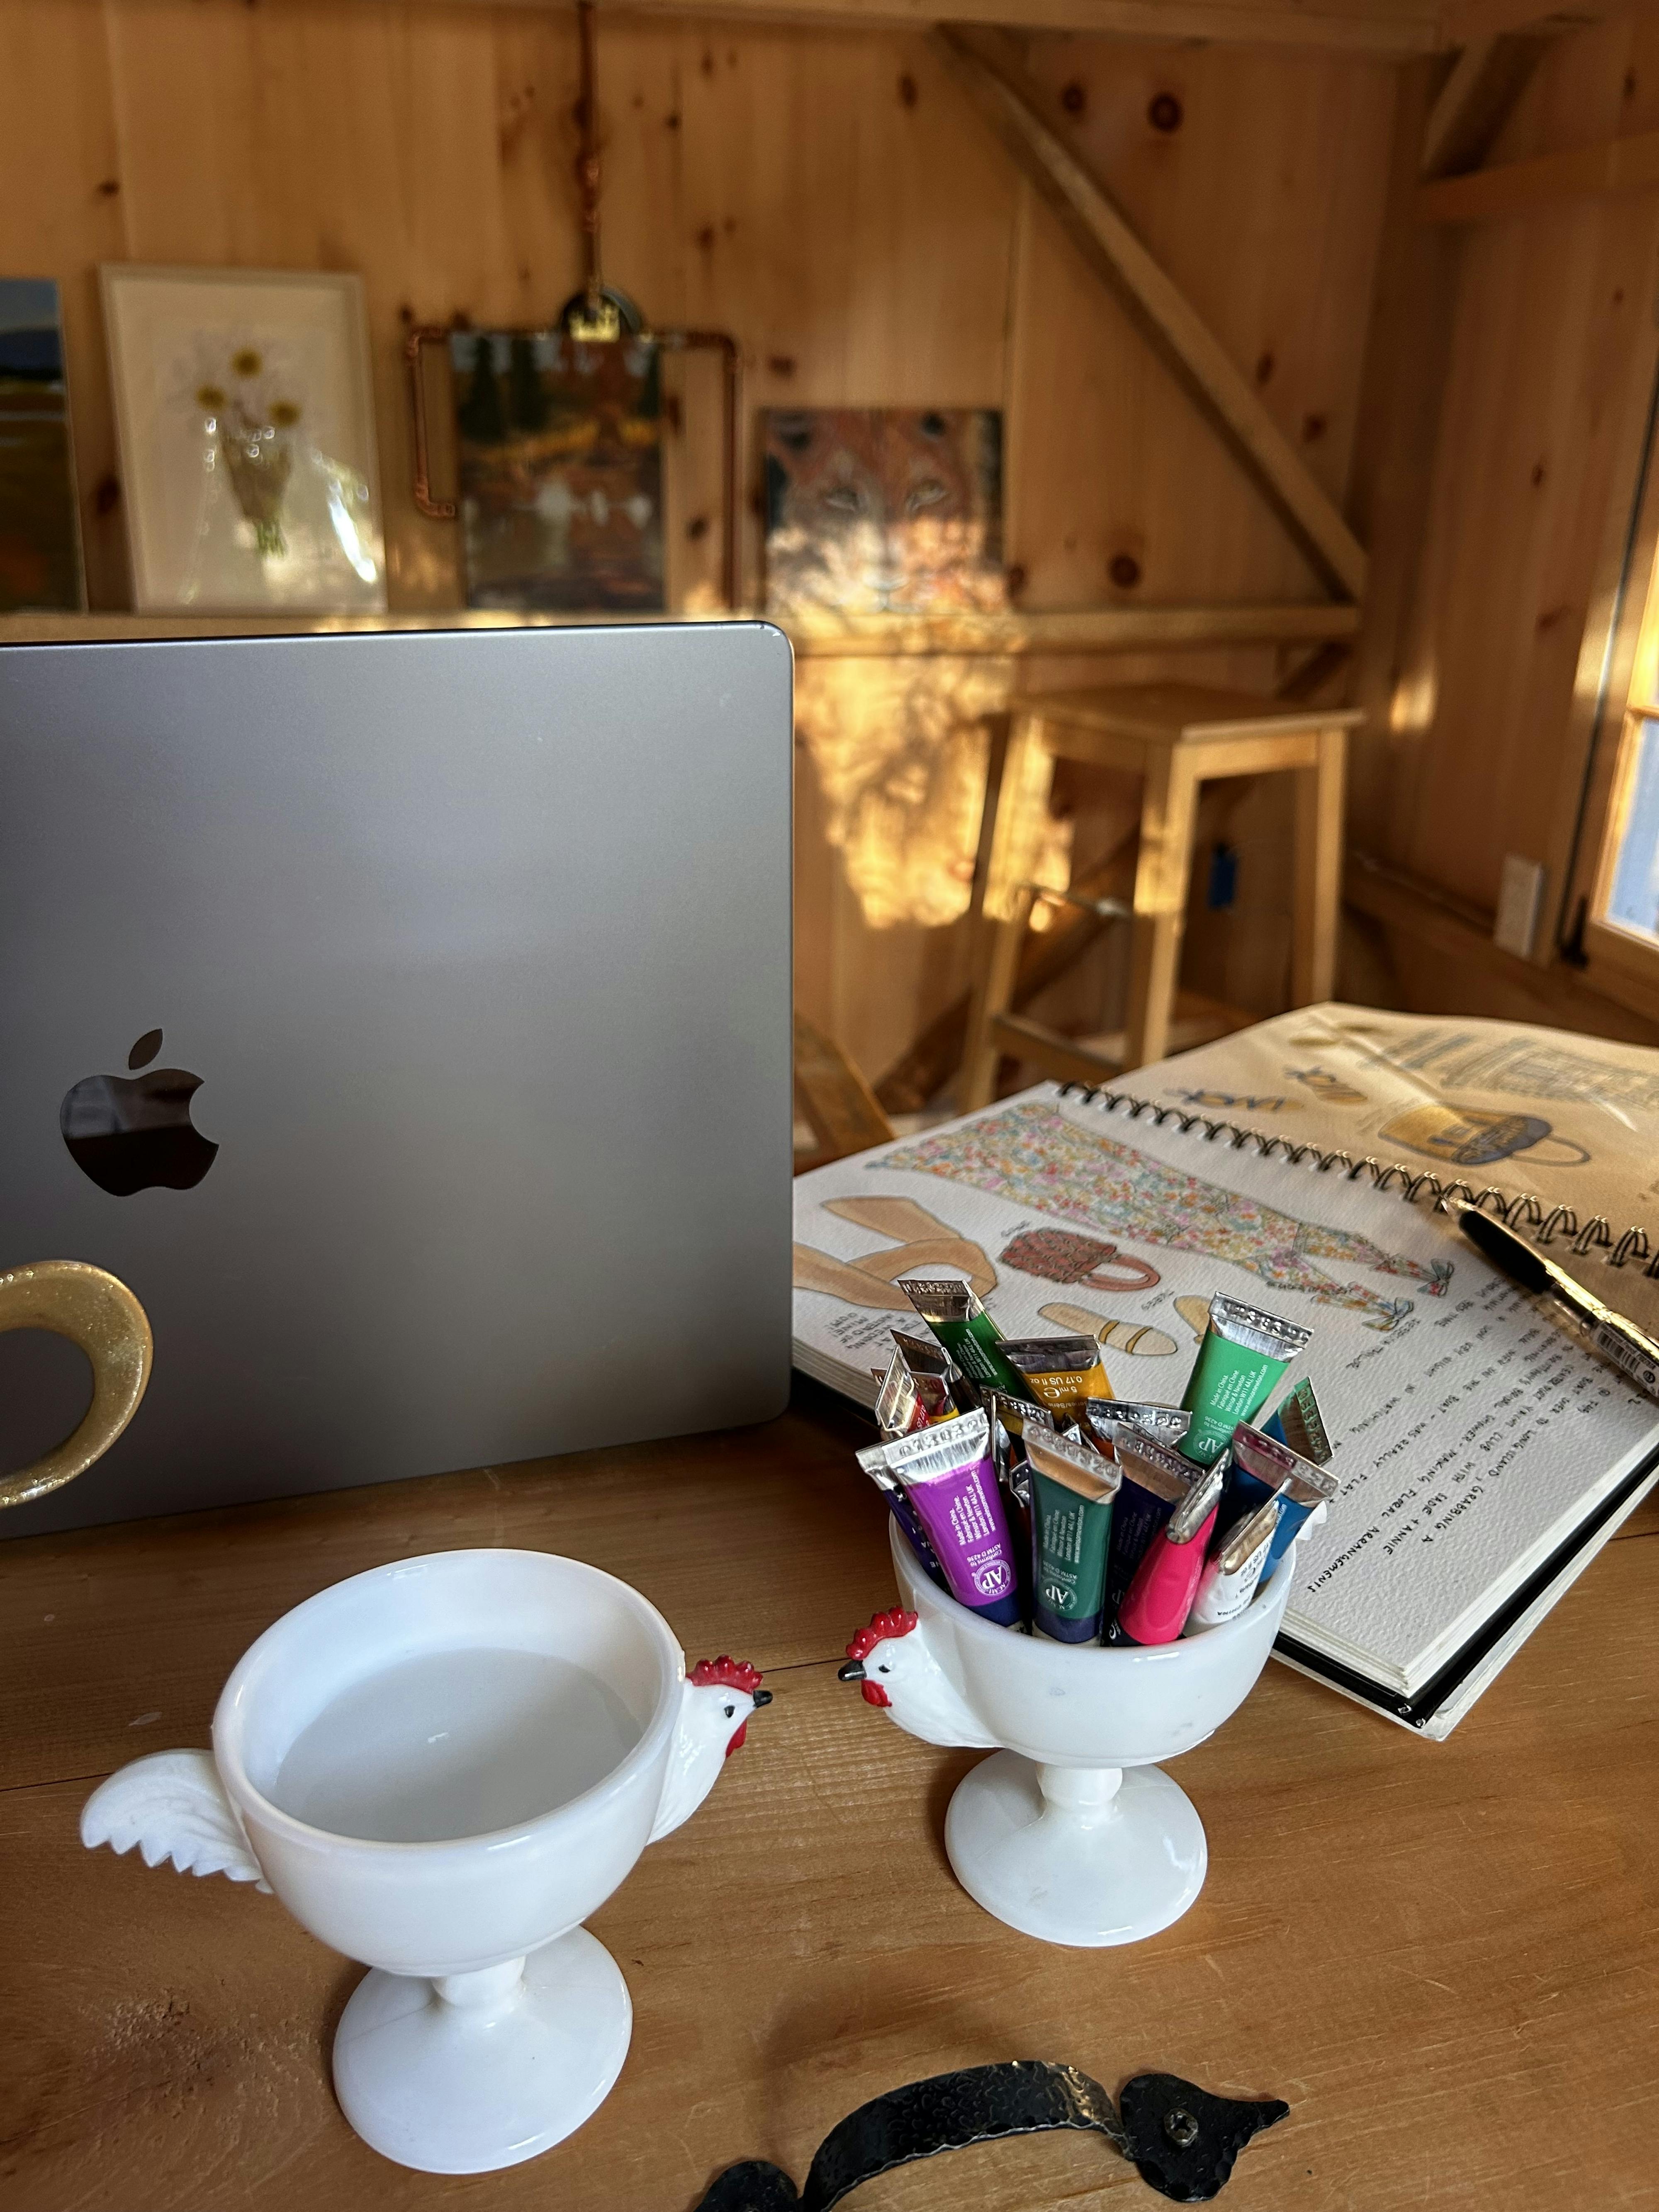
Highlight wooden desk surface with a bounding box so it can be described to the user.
[3,1380,1656,2211]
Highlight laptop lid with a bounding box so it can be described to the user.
[0,623,793,1535]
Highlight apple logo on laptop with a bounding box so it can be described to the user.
[60,1029,219,1197]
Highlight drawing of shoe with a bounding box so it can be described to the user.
[1038,1304,1177,1358]
[1361,1296,1416,1332]
[793,1197,997,1312]
[1175,1295,1213,1339]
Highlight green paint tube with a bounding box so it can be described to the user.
[1025,1429,1120,1643]
[896,1277,1024,1397]
[1178,1295,1311,1468]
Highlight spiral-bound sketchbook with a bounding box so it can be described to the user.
[793,1069,1659,1739]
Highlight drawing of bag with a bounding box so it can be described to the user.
[1378,1105,1590,1170]
[1000,1228,1160,1292]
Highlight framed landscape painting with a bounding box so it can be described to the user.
[101,265,385,612]
[0,277,85,612]
[448,327,665,612]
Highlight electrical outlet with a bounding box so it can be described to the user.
[1206,842,1238,912]
[1494,854,1545,959]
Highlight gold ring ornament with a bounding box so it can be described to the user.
[0,1261,153,1510]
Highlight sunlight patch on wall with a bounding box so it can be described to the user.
[794,657,1070,930]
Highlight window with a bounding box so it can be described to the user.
[1564,387,1659,1023]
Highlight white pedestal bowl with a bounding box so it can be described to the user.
[80,1548,769,2173]
[839,1523,1295,1949]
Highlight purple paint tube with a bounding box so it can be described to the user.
[854,1438,947,1587]
[868,1409,1022,1626]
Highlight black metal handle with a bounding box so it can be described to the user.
[690,2059,1288,2208]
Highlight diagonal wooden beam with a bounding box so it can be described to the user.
[1421,27,1559,180]
[936,24,1368,603]
[1421,37,1499,173]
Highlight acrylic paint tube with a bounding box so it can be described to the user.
[873,1352,954,1441]
[853,1438,947,1587]
[1178,1295,1312,1467]
[896,1278,1025,1398]
[891,1328,981,1417]
[874,1353,925,1441]
[1000,1335,1114,1418]
[1228,1421,1338,1587]
[1100,1427,1198,1643]
[1117,1459,1226,1645]
[1025,1430,1120,1643]
[984,1388,1053,1624]
[1262,1376,1332,1468]
[1082,1401,1192,1461]
[861,1409,1023,1626]
[1184,1492,1282,1633]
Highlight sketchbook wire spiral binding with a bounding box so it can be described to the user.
[1056,1080,1659,1278]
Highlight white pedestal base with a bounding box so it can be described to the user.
[332,1926,632,2173]
[944,1751,1207,1948]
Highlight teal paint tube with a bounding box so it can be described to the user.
[1025,1430,1120,1643]
[1178,1295,1312,1467]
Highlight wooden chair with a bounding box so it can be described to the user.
[960,683,1362,1109]
[794,1012,895,1169]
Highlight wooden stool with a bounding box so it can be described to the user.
[960,683,1361,1108]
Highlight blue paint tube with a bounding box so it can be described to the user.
[1099,1427,1199,1644]
[1228,1421,1338,1587]
[855,1433,947,1588]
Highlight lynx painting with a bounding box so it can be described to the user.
[761,407,1005,616]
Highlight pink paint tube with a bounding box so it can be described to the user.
[1117,1459,1226,1645]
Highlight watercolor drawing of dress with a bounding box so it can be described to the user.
[878,1102,1451,1329]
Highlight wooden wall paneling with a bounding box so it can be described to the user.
[675,22,1019,598]
[1002,165,1321,610]
[0,0,1401,1089]
[1346,55,1453,846]
[1017,30,1397,521]
[941,25,1372,600]
[0,0,129,606]
[1371,14,1659,926]
[669,20,1022,1077]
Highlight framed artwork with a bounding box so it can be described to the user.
[762,407,1006,617]
[0,277,85,612]
[100,265,385,612]
[448,328,664,613]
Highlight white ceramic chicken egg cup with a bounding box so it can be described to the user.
[80,1549,768,2175]
[840,1523,1296,1949]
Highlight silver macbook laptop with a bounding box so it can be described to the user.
[0,624,793,1536]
